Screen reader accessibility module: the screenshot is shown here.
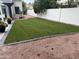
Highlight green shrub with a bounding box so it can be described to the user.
[22,1,27,15]
[0,22,8,32]
[7,18,12,24]
[33,0,58,14]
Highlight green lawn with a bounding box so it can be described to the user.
[5,18,79,44]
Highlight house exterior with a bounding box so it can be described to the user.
[0,1,5,21]
[0,0,23,21]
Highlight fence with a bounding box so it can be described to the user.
[27,7,79,26]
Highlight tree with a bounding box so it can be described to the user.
[68,0,74,6]
[46,0,58,9]
[33,0,46,14]
[75,0,79,6]
[33,0,58,14]
[67,0,78,7]
[22,1,27,15]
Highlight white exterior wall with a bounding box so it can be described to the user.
[0,2,5,21]
[5,5,10,18]
[11,4,15,17]
[61,8,79,26]
[14,1,23,13]
[4,1,23,18]
[27,8,79,26]
[11,1,23,18]
[0,0,23,19]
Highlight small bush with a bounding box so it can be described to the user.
[61,5,77,8]
[7,18,12,24]
[0,22,7,32]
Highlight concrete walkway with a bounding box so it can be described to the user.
[0,21,15,45]
[0,33,79,59]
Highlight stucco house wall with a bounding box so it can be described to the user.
[0,0,23,20]
[0,1,5,21]
[13,1,23,12]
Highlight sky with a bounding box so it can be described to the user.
[23,0,34,4]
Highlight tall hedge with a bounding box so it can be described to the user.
[22,1,27,15]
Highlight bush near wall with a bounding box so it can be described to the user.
[33,0,78,14]
[61,5,77,8]
[33,0,58,14]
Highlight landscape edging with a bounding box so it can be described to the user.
[5,32,79,46]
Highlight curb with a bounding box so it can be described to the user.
[5,32,79,46]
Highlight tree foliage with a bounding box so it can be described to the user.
[22,1,27,15]
[33,0,58,14]
[46,0,58,9]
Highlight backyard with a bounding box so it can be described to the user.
[5,18,79,44]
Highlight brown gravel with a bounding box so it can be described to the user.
[0,33,79,59]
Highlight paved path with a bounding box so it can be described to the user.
[0,33,79,59]
[0,21,15,45]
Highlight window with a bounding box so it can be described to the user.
[0,18,2,20]
[15,7,20,14]
[1,6,6,14]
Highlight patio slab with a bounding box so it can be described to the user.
[0,33,79,59]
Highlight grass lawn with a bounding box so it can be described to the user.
[5,18,79,44]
